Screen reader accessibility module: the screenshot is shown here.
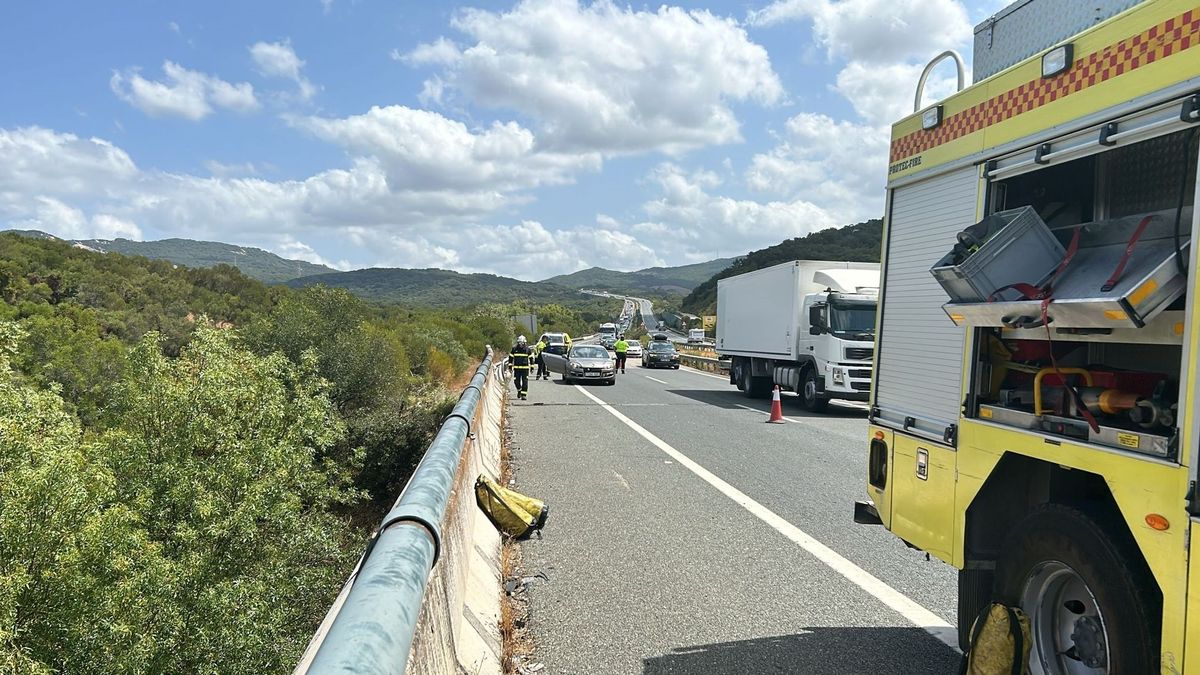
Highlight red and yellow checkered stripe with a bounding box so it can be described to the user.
[890,7,1200,163]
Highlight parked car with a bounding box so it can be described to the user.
[541,344,616,385]
[625,341,643,358]
[542,332,569,355]
[642,340,680,369]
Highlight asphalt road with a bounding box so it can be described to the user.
[509,360,959,674]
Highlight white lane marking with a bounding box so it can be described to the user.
[735,403,804,424]
[644,376,668,384]
[574,384,959,651]
[678,365,728,381]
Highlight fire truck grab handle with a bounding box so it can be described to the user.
[914,51,967,113]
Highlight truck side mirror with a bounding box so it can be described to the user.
[809,305,824,335]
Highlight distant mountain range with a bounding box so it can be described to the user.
[4,231,335,284]
[286,267,587,307]
[543,257,737,294]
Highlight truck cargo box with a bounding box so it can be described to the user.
[716,260,879,360]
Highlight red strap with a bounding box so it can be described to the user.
[1101,215,1154,292]
[1047,225,1082,294]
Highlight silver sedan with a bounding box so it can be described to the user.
[542,344,616,385]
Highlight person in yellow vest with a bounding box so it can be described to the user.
[534,334,549,380]
[614,334,629,374]
[509,335,533,400]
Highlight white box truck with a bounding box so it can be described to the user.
[717,260,880,411]
[687,329,706,343]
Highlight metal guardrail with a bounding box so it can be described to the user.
[298,348,495,674]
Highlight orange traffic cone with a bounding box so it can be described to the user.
[767,385,785,423]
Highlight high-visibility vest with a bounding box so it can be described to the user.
[614,340,628,353]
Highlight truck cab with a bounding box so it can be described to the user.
[797,270,880,407]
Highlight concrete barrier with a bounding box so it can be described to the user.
[679,353,729,374]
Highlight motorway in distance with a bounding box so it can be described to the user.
[508,357,959,674]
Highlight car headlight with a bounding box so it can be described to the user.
[569,361,582,370]
[832,367,845,384]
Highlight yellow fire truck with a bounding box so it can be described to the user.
[860,1,1200,672]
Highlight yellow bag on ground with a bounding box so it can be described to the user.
[474,474,549,539]
[962,603,1032,675]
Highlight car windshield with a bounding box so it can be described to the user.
[571,346,608,359]
[829,300,876,338]
[648,342,674,352]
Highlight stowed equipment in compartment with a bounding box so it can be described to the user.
[936,206,1191,330]
[977,332,1180,457]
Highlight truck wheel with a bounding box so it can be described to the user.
[801,368,829,412]
[995,504,1159,675]
[736,367,749,394]
[747,376,772,399]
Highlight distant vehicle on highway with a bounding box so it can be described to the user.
[687,329,706,343]
[642,340,679,369]
[542,344,615,385]
[542,332,569,356]
[625,341,642,358]
[598,322,617,342]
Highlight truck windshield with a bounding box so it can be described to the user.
[829,301,876,338]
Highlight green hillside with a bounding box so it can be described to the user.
[681,219,883,314]
[544,257,736,294]
[287,266,587,307]
[75,236,336,283]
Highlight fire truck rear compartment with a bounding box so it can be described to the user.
[968,127,1197,458]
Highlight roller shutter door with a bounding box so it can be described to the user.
[874,166,980,444]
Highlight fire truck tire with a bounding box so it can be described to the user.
[957,567,993,651]
[995,504,1158,674]
[801,367,829,412]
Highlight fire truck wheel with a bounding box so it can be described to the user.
[995,503,1159,675]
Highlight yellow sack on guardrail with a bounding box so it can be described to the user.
[475,474,549,539]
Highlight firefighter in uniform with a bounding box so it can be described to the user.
[510,335,533,400]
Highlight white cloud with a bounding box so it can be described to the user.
[0,127,137,195]
[8,197,143,241]
[606,162,842,263]
[250,40,317,101]
[320,0,333,14]
[406,0,783,154]
[746,112,888,224]
[748,0,971,64]
[110,61,259,120]
[294,105,599,194]
[275,236,350,270]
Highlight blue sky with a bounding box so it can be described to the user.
[1,0,1004,279]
